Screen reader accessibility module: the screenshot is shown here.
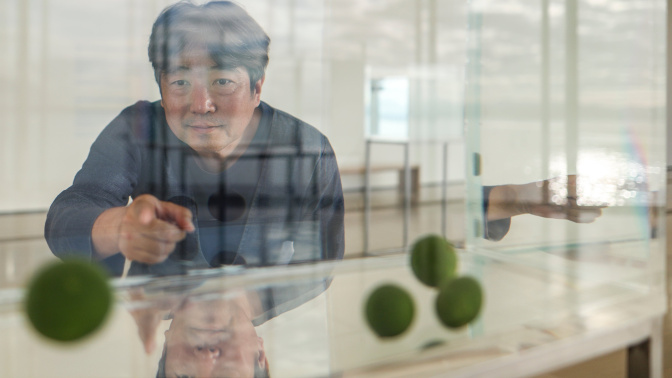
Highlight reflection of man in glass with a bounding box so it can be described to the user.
[45,1,344,276]
[156,292,269,378]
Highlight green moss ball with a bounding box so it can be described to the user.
[365,284,415,338]
[25,259,113,342]
[410,234,457,287]
[435,276,483,329]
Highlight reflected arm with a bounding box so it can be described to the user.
[483,175,604,238]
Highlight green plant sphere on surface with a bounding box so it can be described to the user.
[365,284,415,338]
[25,259,113,342]
[435,276,483,329]
[410,234,457,287]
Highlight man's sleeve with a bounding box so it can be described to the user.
[315,138,345,261]
[482,185,511,241]
[290,136,344,263]
[255,135,344,323]
[44,105,142,269]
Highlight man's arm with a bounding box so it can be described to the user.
[315,139,345,261]
[292,136,344,263]
[486,175,604,223]
[45,102,194,269]
[253,135,344,324]
[45,105,143,263]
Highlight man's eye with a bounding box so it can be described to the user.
[172,80,188,86]
[214,79,232,86]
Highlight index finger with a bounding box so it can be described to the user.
[156,201,195,232]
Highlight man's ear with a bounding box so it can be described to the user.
[253,75,265,104]
[157,71,165,102]
[256,337,267,369]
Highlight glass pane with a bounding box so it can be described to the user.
[0,0,666,377]
[0,248,665,376]
[466,0,666,253]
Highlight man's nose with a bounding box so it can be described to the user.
[190,84,216,114]
[195,345,221,359]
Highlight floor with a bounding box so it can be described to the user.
[0,182,671,377]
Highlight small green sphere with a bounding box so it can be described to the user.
[365,284,415,338]
[410,234,457,287]
[25,259,113,342]
[435,276,483,329]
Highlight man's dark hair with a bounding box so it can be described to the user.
[148,1,270,88]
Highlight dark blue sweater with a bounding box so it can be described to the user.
[45,101,345,277]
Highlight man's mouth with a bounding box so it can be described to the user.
[187,124,222,133]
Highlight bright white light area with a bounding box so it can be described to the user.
[367,77,410,139]
[548,149,651,207]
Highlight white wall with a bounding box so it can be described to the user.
[1,0,164,212]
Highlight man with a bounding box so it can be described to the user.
[45,1,344,276]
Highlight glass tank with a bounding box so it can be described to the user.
[0,0,667,377]
[464,0,667,331]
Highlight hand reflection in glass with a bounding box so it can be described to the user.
[487,175,607,223]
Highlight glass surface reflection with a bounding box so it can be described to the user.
[124,268,332,378]
[143,290,269,378]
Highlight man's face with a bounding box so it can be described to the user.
[164,295,266,378]
[160,47,263,158]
